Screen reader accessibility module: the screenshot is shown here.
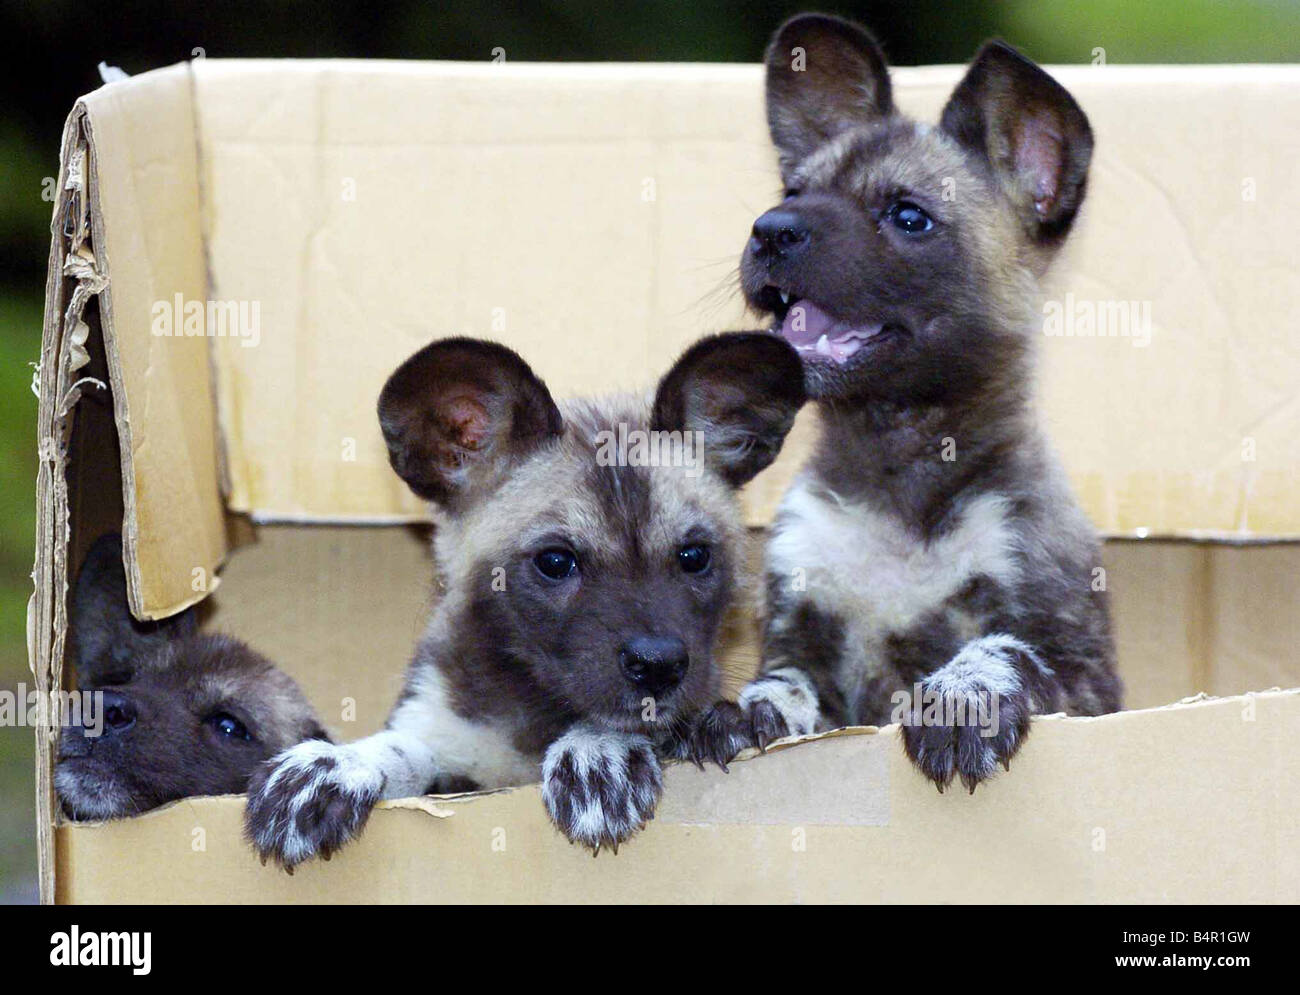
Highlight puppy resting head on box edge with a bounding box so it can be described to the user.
[56,533,327,820]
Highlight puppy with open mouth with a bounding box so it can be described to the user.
[693,14,1122,792]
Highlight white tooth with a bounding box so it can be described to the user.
[815,334,831,356]
[779,290,790,304]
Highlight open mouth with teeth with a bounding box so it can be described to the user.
[757,286,900,365]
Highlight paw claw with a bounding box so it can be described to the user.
[900,642,1034,794]
[686,700,752,770]
[747,699,793,749]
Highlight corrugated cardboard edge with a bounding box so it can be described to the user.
[74,63,226,619]
[31,101,103,907]
[32,64,227,903]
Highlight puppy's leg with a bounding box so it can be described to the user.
[900,633,1053,793]
[244,725,436,871]
[541,722,662,853]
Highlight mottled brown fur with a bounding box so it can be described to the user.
[696,14,1121,792]
[244,334,806,865]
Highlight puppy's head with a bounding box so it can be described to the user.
[379,334,804,733]
[56,534,327,820]
[741,13,1093,404]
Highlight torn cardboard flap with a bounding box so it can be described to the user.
[71,64,226,620]
[380,795,454,819]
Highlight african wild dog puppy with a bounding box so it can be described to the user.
[244,333,805,867]
[56,533,327,820]
[692,14,1121,791]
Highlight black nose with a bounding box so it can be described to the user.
[57,690,137,759]
[749,208,809,261]
[620,637,688,697]
[99,690,137,735]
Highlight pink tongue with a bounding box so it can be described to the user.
[781,300,836,346]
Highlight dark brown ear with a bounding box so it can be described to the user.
[377,337,563,507]
[765,13,893,180]
[940,41,1093,245]
[69,532,198,687]
[652,333,806,488]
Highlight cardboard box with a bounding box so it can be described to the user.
[32,59,1300,904]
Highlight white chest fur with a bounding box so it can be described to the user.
[766,480,1022,661]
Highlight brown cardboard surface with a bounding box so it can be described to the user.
[74,65,226,618]
[55,691,1300,904]
[180,61,1300,539]
[53,526,1300,903]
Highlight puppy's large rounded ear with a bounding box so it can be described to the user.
[69,532,199,687]
[377,337,563,507]
[765,14,893,180]
[653,333,806,488]
[940,41,1093,246]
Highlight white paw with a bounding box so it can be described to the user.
[243,740,384,870]
[541,727,662,852]
[738,667,820,736]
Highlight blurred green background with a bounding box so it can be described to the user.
[1,0,1296,903]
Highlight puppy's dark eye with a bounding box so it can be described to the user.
[209,713,251,742]
[534,548,578,580]
[783,188,801,200]
[888,201,934,233]
[677,544,711,574]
